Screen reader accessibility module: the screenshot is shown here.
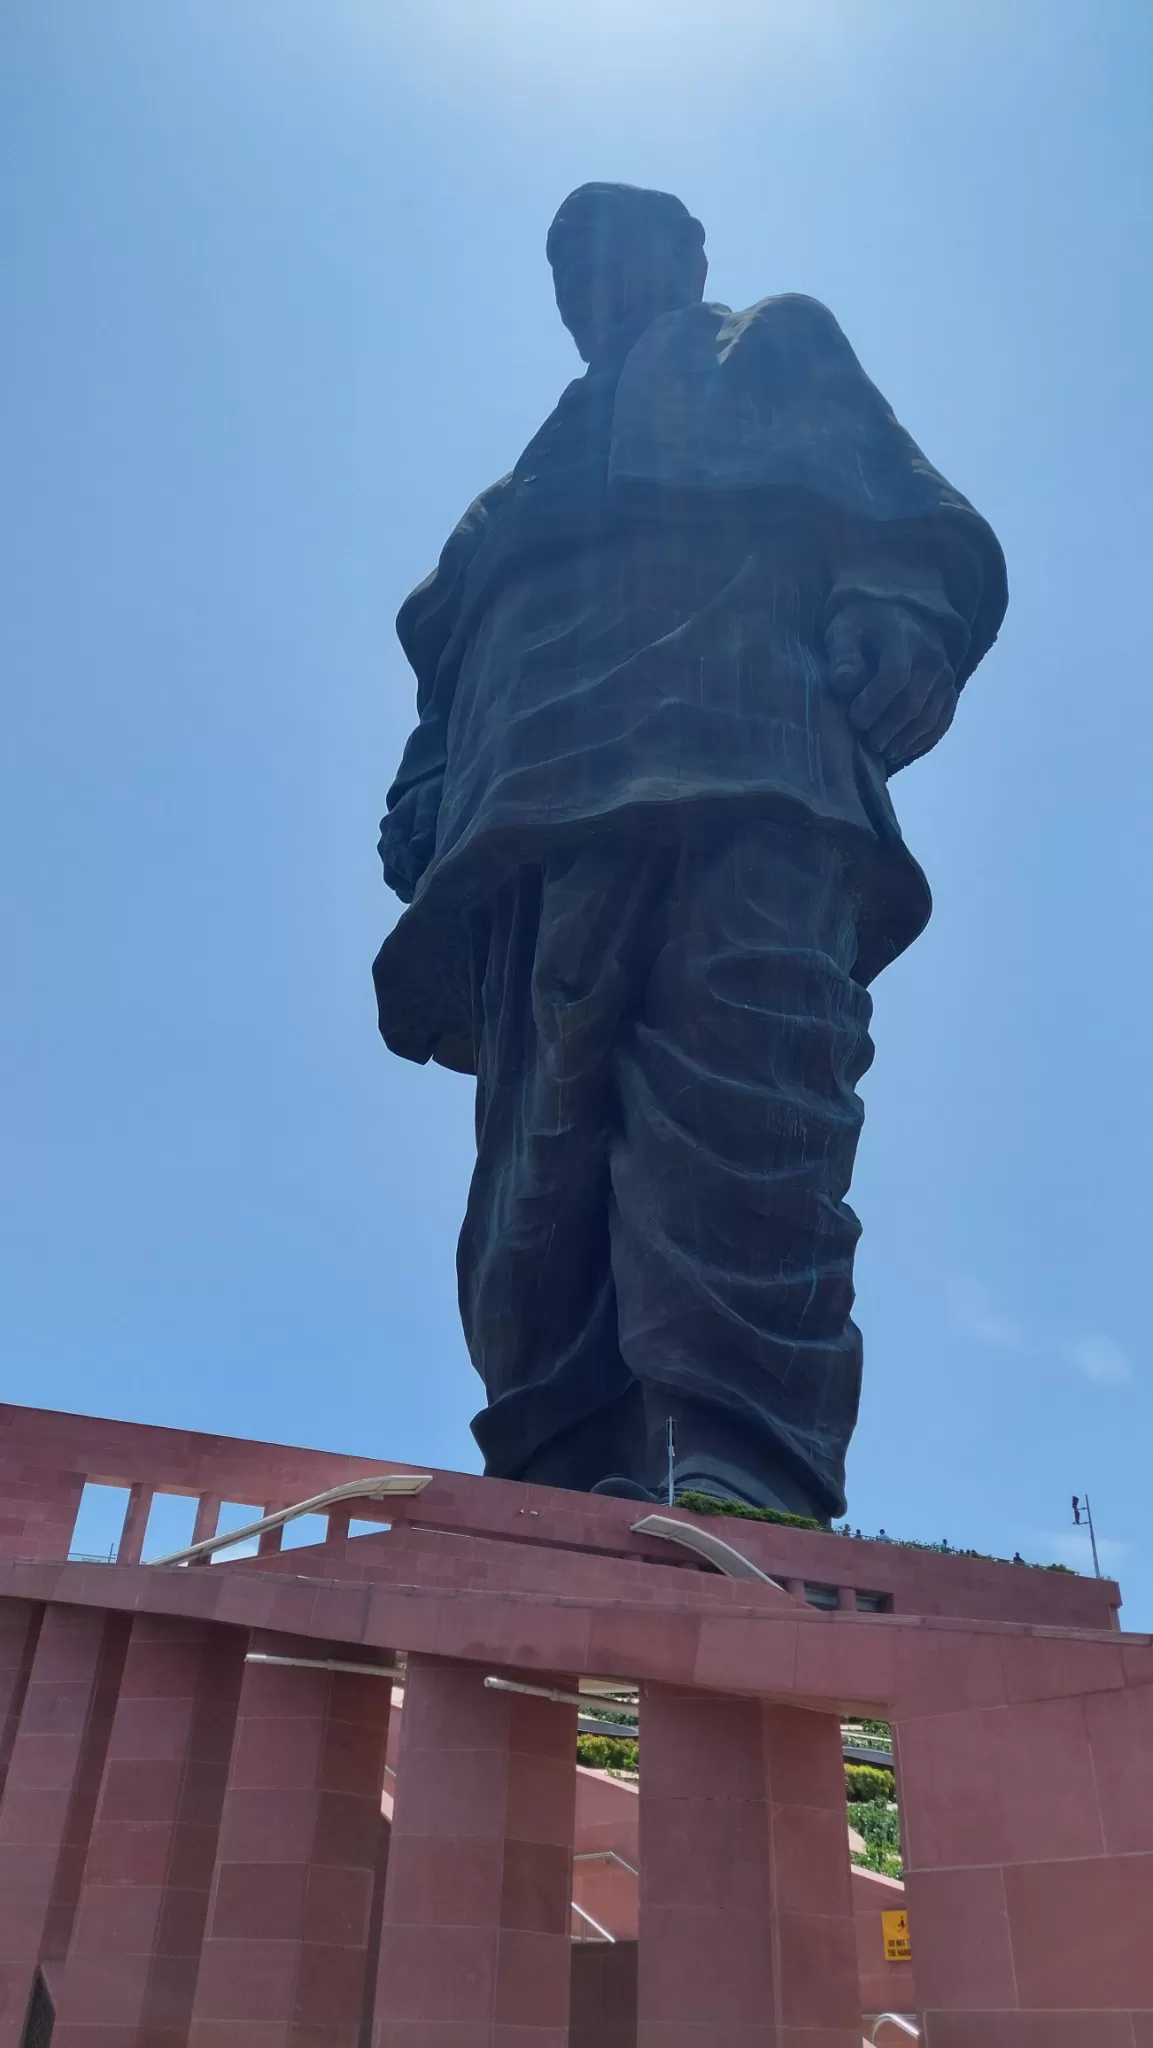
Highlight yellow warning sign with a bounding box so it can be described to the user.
[882,1909,912,1963]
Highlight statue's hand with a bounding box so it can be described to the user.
[378,780,441,904]
[825,599,957,771]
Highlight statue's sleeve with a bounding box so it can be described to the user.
[379,477,510,901]
[823,523,988,688]
[755,296,1008,688]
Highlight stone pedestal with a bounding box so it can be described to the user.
[374,1655,578,2048]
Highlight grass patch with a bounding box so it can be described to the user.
[674,1490,822,1531]
[849,1796,903,1878]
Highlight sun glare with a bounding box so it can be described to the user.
[376,0,854,100]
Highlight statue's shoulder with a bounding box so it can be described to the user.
[720,294,854,363]
[730,292,840,329]
[625,295,853,378]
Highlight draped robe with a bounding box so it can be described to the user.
[374,294,1006,1073]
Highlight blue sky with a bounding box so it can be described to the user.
[2,2,1151,1613]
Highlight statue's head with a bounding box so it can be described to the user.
[547,182,707,363]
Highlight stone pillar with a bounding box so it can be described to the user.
[188,1632,392,2047]
[0,1603,41,1805]
[374,1656,578,2048]
[0,1604,128,2047]
[51,1614,244,2042]
[637,1686,861,2048]
[190,1494,221,1554]
[116,1483,154,1565]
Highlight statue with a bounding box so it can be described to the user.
[373,183,1006,1522]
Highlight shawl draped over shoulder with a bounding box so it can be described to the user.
[374,296,1007,1072]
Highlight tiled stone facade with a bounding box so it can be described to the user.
[0,1400,1144,2047]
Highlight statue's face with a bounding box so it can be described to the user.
[553,218,707,362]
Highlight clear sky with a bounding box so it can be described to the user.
[3,2,1151,1614]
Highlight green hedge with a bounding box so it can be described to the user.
[577,1732,639,1774]
[574,1745,893,1797]
[845,1763,895,1804]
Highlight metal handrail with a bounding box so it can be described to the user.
[630,1512,788,1587]
[147,1471,433,1565]
[871,2018,920,2042]
[245,1651,402,1680]
[571,1900,616,1942]
[485,1675,639,1719]
[574,1848,640,1876]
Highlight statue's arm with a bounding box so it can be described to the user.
[379,478,511,903]
[609,290,1005,773]
[823,522,994,772]
[716,292,1006,770]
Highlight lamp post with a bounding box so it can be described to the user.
[1072,1493,1102,1579]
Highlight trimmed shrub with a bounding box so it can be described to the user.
[845,1763,895,1804]
[577,1732,639,1774]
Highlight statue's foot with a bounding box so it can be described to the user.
[641,1395,833,1527]
[590,1475,658,1502]
[511,1383,648,1495]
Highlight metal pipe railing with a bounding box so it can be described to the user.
[245,1651,402,1680]
[571,1900,616,1942]
[147,1471,432,1565]
[484,1674,639,1720]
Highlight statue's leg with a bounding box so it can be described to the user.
[460,845,667,1490]
[609,815,875,1522]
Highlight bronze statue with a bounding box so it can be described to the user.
[374,183,1006,1521]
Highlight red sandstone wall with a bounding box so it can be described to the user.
[0,1400,1147,2047]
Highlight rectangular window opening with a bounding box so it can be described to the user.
[855,1588,894,1614]
[208,1501,265,1561]
[281,1512,332,1551]
[803,1581,840,1610]
[68,1481,131,1563]
[142,1492,199,1561]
